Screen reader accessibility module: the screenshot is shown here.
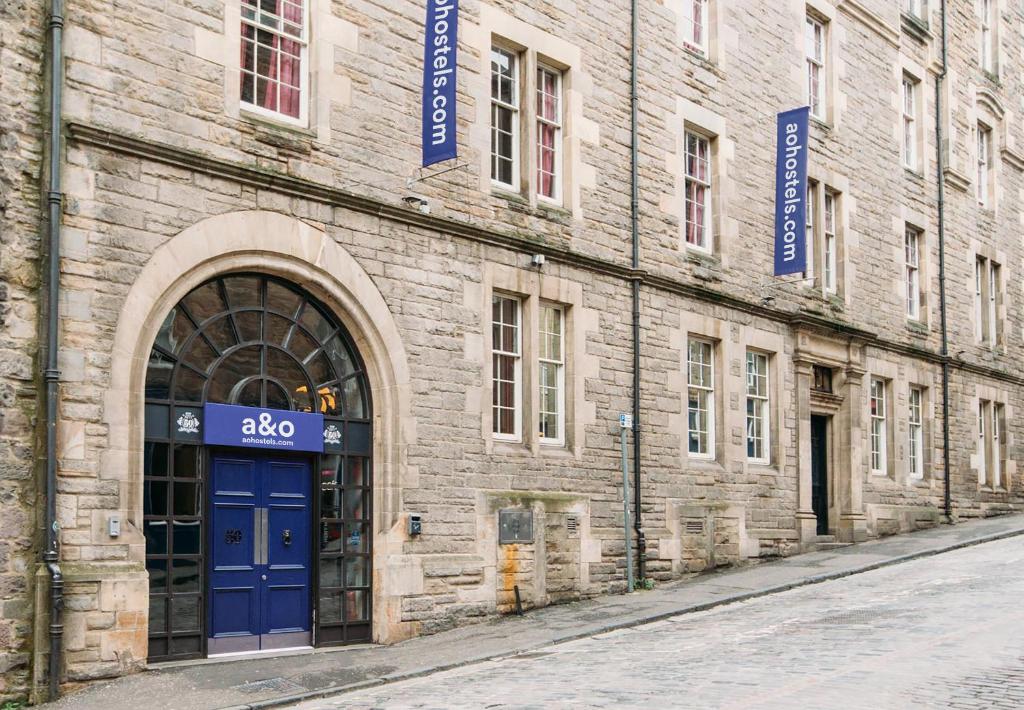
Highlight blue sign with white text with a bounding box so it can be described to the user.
[203,403,325,453]
[421,0,459,166]
[773,107,810,276]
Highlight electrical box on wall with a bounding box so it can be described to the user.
[108,515,121,538]
[498,509,534,544]
[408,514,422,536]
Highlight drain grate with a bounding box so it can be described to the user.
[231,677,307,695]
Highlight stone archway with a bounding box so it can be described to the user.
[102,210,414,646]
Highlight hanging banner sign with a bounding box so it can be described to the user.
[421,0,460,167]
[773,107,810,276]
[204,403,324,453]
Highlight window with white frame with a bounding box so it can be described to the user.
[992,403,1003,487]
[823,191,837,293]
[240,0,308,122]
[977,123,991,205]
[684,131,712,250]
[902,76,918,170]
[975,257,984,342]
[536,66,562,201]
[976,255,1001,345]
[905,226,921,320]
[987,259,1000,346]
[978,400,988,485]
[870,378,887,474]
[681,0,709,55]
[904,0,927,20]
[805,15,826,119]
[491,47,519,189]
[745,351,770,463]
[908,386,924,480]
[980,0,995,73]
[538,304,565,444]
[687,338,715,457]
[804,181,816,281]
[492,295,521,439]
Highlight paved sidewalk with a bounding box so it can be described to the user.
[53,514,1024,710]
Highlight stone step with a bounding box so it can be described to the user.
[815,542,855,550]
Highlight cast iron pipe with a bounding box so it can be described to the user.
[934,0,952,521]
[629,0,646,581]
[43,0,65,700]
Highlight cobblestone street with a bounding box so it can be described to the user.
[292,536,1024,710]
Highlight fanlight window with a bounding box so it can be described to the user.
[145,274,367,418]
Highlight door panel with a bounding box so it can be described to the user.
[209,453,312,654]
[209,456,260,653]
[810,416,829,536]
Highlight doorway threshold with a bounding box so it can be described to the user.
[149,643,376,670]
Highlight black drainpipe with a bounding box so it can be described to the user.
[43,0,66,700]
[935,0,952,522]
[629,0,646,580]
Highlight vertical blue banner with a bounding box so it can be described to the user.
[422,0,459,167]
[773,107,810,276]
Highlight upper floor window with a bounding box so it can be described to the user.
[977,123,992,205]
[908,386,924,480]
[823,191,837,294]
[904,0,927,20]
[870,378,888,474]
[980,0,996,73]
[536,67,562,202]
[240,0,308,123]
[745,351,770,464]
[684,131,712,251]
[492,294,522,440]
[687,338,715,458]
[975,255,1001,346]
[905,226,921,320]
[805,15,826,119]
[681,0,709,56]
[490,47,519,189]
[902,76,918,170]
[538,304,565,445]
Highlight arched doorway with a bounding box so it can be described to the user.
[143,273,372,661]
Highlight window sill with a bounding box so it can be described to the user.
[492,439,531,457]
[538,444,574,460]
[680,43,713,67]
[747,462,779,475]
[904,167,926,182]
[900,12,932,43]
[910,477,930,488]
[240,106,314,138]
[686,456,724,473]
[905,319,930,337]
[809,116,833,133]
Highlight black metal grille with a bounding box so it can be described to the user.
[144,274,372,661]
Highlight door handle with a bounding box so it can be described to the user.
[282,529,292,546]
[253,507,269,565]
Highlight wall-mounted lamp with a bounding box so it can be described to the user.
[402,195,430,215]
[531,254,545,268]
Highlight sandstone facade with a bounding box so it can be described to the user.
[2,0,1023,701]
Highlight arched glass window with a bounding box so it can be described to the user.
[143,274,372,661]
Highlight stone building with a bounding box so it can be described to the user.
[1,0,1022,701]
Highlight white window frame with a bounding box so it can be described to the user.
[870,378,888,474]
[684,130,713,252]
[902,76,917,170]
[490,46,520,190]
[535,65,563,204]
[905,0,927,20]
[905,226,921,320]
[823,190,837,294]
[491,294,522,441]
[239,0,310,126]
[681,0,709,56]
[805,15,826,119]
[992,403,1003,488]
[980,0,995,73]
[975,257,985,342]
[987,260,999,346]
[977,123,991,205]
[908,386,924,480]
[687,338,715,459]
[978,400,988,485]
[745,351,770,464]
[804,182,816,282]
[538,303,565,446]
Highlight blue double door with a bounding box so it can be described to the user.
[208,453,313,654]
